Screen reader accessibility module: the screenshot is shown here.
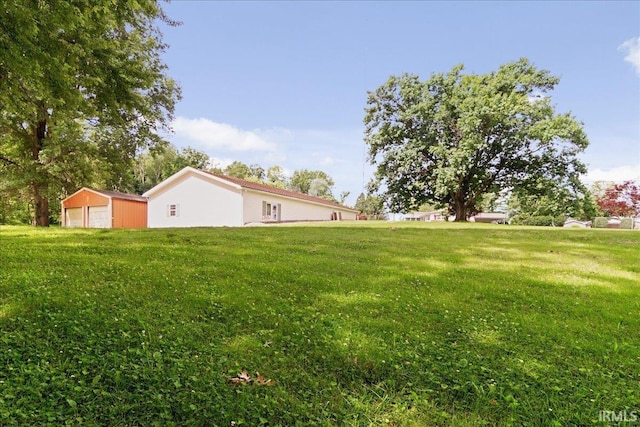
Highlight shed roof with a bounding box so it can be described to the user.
[92,189,147,202]
[63,187,147,204]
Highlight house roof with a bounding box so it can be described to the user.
[203,171,359,212]
[143,167,358,212]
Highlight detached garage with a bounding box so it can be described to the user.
[61,188,147,228]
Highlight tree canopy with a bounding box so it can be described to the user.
[354,193,386,220]
[288,169,335,200]
[222,161,265,182]
[0,0,180,225]
[133,144,210,193]
[364,58,589,221]
[508,179,598,225]
[595,180,640,217]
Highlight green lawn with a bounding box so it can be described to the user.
[1,223,638,426]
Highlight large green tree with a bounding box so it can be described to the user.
[265,165,287,188]
[0,0,180,226]
[133,144,209,193]
[354,192,386,220]
[508,178,598,224]
[364,59,589,221]
[222,161,266,181]
[288,169,335,200]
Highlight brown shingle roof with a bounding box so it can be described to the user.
[202,170,357,211]
[93,189,147,202]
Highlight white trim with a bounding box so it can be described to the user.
[143,167,242,198]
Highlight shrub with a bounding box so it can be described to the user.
[518,215,566,227]
[593,217,609,228]
[620,218,634,229]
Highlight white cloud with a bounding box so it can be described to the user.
[582,164,640,184]
[618,36,640,76]
[317,155,335,166]
[168,118,370,205]
[172,117,277,152]
[207,156,235,170]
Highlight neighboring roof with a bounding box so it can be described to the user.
[405,211,442,218]
[563,219,592,227]
[143,166,358,212]
[473,212,507,219]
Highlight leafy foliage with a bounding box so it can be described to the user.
[354,193,386,219]
[365,58,589,221]
[595,180,640,217]
[288,169,336,200]
[132,144,210,193]
[508,179,598,224]
[0,0,180,225]
[620,218,634,229]
[221,162,340,201]
[510,215,567,227]
[223,161,265,181]
[265,165,287,189]
[593,217,609,228]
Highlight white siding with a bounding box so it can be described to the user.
[65,208,83,227]
[147,174,243,228]
[242,190,357,224]
[88,206,110,228]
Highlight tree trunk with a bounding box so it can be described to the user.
[31,116,50,227]
[454,195,467,222]
[32,183,50,227]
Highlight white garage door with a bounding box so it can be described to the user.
[88,206,110,228]
[65,208,83,228]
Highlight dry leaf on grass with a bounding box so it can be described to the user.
[255,372,275,386]
[227,370,274,386]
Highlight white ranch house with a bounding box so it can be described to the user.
[143,167,359,228]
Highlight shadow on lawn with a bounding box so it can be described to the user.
[1,226,638,425]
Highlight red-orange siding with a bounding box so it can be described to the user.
[112,198,147,228]
[63,190,109,208]
[61,188,148,228]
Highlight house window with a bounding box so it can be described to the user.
[262,201,271,220]
[262,201,281,221]
[167,204,180,217]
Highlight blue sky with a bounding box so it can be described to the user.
[160,1,640,205]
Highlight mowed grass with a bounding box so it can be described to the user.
[0,223,638,426]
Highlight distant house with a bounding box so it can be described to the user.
[605,217,621,229]
[404,211,445,221]
[143,167,359,228]
[61,188,147,228]
[469,212,507,224]
[563,218,592,228]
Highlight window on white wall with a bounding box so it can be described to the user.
[167,204,180,217]
[262,201,281,221]
[262,201,271,220]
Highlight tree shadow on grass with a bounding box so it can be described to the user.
[1,226,638,425]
